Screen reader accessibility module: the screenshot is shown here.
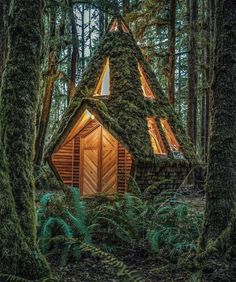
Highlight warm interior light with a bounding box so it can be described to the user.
[109,19,129,33]
[94,58,110,96]
[91,114,95,120]
[138,64,155,99]
[109,19,119,32]
[147,117,166,155]
[160,119,180,151]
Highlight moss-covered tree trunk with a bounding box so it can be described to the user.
[0,0,3,77]
[0,0,50,279]
[187,0,198,145]
[34,4,66,168]
[200,0,236,251]
[69,0,79,98]
[167,0,176,106]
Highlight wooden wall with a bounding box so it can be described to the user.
[51,139,74,185]
[51,120,132,195]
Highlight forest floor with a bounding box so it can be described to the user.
[49,186,205,282]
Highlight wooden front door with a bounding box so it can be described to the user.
[80,125,118,195]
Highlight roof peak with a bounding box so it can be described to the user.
[108,16,130,33]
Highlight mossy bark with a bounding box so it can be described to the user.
[0,0,50,279]
[200,0,236,251]
[0,0,3,80]
[167,0,176,106]
[187,0,198,145]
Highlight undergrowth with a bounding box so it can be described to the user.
[37,186,203,280]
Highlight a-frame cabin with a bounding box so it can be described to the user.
[46,16,197,196]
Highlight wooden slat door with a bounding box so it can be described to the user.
[80,126,100,195]
[80,124,118,195]
[101,128,118,193]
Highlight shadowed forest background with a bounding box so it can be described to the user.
[0,0,235,281]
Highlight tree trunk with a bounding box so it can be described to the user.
[34,5,64,167]
[0,0,50,278]
[69,0,79,98]
[0,0,3,80]
[123,0,130,15]
[167,0,176,106]
[200,0,236,249]
[81,5,85,72]
[187,0,198,145]
[99,9,104,37]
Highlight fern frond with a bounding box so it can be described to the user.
[40,217,73,253]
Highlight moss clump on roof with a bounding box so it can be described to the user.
[46,16,198,166]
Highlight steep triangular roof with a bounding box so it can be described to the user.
[46,16,197,164]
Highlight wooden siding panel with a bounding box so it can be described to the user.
[101,128,118,193]
[52,118,132,195]
[80,126,100,195]
[117,144,132,194]
[52,140,73,185]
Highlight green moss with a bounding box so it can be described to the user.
[0,0,51,279]
[46,16,198,168]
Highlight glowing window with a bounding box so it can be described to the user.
[94,58,110,96]
[110,19,119,32]
[138,64,155,99]
[147,117,166,155]
[160,119,180,152]
[109,19,129,33]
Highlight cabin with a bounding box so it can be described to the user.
[46,16,197,196]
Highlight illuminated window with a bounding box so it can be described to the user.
[109,19,129,33]
[160,119,180,152]
[138,64,155,99]
[147,117,166,155]
[110,19,119,32]
[94,58,110,96]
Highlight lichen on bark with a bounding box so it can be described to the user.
[0,0,51,279]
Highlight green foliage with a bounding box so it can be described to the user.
[0,274,57,282]
[91,193,146,248]
[89,191,203,257]
[147,200,203,256]
[37,187,203,277]
[37,187,91,265]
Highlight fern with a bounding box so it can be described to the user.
[79,242,144,282]
[40,217,73,254]
[147,202,203,256]
[0,274,56,282]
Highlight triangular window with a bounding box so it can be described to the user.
[109,19,119,32]
[121,21,129,32]
[160,119,180,152]
[94,58,110,96]
[147,117,166,155]
[109,18,129,33]
[138,64,155,99]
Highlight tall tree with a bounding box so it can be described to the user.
[0,0,50,278]
[200,0,236,249]
[69,0,79,98]
[187,0,198,145]
[167,0,177,106]
[0,0,4,80]
[123,0,130,15]
[34,2,66,167]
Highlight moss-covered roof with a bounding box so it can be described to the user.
[46,16,198,165]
